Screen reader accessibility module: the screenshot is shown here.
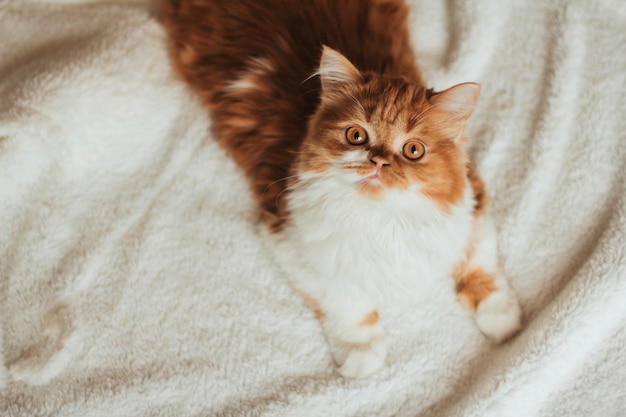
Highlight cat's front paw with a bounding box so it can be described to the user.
[337,337,386,379]
[475,290,522,343]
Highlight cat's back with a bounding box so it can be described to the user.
[164,0,420,105]
[164,0,422,227]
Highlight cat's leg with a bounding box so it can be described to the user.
[268,233,386,378]
[455,215,522,343]
[298,287,386,378]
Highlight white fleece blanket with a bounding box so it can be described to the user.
[1,0,625,416]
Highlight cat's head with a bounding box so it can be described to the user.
[297,46,479,212]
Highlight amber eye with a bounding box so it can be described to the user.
[402,140,427,160]
[345,126,368,146]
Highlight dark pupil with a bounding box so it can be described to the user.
[354,131,362,142]
[411,145,418,154]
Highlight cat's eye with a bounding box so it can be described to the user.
[402,140,427,161]
[345,126,368,146]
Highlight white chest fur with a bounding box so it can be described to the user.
[270,176,475,306]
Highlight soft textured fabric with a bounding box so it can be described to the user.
[1,0,624,416]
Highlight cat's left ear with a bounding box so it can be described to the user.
[318,46,362,94]
[429,83,480,141]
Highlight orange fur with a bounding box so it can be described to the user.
[164,0,422,231]
[358,311,380,327]
[296,290,326,321]
[299,75,472,212]
[454,267,497,311]
[467,162,488,216]
[165,0,485,223]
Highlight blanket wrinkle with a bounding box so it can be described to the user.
[1,0,625,416]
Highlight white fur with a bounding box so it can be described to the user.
[475,290,522,343]
[467,214,500,273]
[317,46,361,90]
[226,75,258,93]
[338,336,387,379]
[226,58,274,93]
[268,163,477,377]
[283,177,475,303]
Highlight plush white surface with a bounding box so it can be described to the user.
[1,0,625,415]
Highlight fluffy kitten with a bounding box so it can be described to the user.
[164,0,522,378]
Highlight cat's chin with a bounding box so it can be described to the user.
[357,177,386,200]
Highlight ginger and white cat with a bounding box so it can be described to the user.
[164,0,522,378]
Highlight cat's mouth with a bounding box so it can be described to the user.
[365,173,383,186]
[340,163,386,188]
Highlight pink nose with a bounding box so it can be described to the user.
[370,155,391,168]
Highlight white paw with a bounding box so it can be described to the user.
[475,290,522,343]
[337,337,386,379]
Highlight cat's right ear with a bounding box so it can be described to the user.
[317,46,362,93]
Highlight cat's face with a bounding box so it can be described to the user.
[297,47,479,211]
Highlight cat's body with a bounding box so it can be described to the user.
[165,0,421,230]
[165,0,522,378]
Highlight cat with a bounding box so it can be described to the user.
[164,0,522,378]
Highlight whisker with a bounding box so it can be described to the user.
[263,174,300,194]
[300,87,323,98]
[410,105,436,126]
[301,71,319,85]
[346,92,366,116]
[273,176,308,207]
